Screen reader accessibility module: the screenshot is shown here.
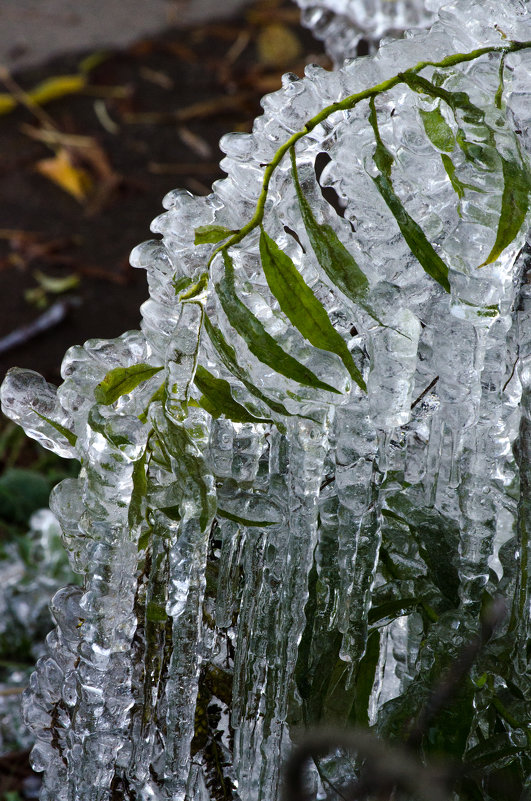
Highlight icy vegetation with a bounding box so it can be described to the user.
[295,0,447,63]
[1,0,531,798]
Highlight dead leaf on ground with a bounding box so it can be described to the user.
[0,74,86,117]
[35,148,92,202]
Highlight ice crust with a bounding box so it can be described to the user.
[1,0,531,799]
[295,0,447,64]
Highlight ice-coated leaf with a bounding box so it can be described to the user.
[216,508,276,527]
[154,418,215,532]
[215,250,341,394]
[400,73,484,125]
[290,148,369,302]
[368,98,450,291]
[203,314,291,420]
[372,173,451,292]
[129,448,148,529]
[478,155,530,267]
[94,363,164,405]
[33,409,78,447]
[353,629,380,727]
[194,365,270,424]
[194,224,235,245]
[368,597,421,626]
[419,107,455,152]
[259,229,366,392]
[441,153,465,199]
[369,98,394,178]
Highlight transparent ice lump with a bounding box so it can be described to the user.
[0,509,76,756]
[295,0,449,63]
[1,0,530,798]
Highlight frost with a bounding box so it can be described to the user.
[1,0,531,799]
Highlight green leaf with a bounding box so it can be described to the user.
[495,54,507,110]
[400,72,484,125]
[194,224,235,245]
[173,275,193,295]
[178,273,208,301]
[259,229,366,392]
[194,365,271,424]
[290,148,370,305]
[369,97,394,177]
[153,417,215,532]
[33,409,77,447]
[203,314,291,421]
[419,107,455,153]
[441,153,465,199]
[215,250,341,395]
[368,97,450,292]
[352,629,381,727]
[478,154,530,267]
[94,364,164,405]
[368,596,421,626]
[129,449,148,529]
[146,601,168,623]
[216,508,276,527]
[372,173,451,292]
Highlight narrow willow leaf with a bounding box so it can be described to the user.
[495,54,507,110]
[290,148,369,302]
[138,382,166,424]
[478,154,531,267]
[194,224,235,245]
[259,229,366,391]
[29,74,86,106]
[33,409,77,447]
[216,508,276,527]
[455,127,498,170]
[216,251,341,394]
[368,97,394,177]
[372,173,451,292]
[400,72,484,125]
[419,107,455,153]
[368,100,449,292]
[129,448,148,529]
[173,275,193,295]
[154,419,215,531]
[352,629,380,728]
[368,597,421,626]
[178,272,208,301]
[94,363,164,405]
[194,365,270,423]
[441,154,465,199]
[203,314,291,421]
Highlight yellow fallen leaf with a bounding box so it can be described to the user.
[257,23,301,67]
[35,148,92,202]
[0,74,85,116]
[29,74,86,105]
[0,95,16,115]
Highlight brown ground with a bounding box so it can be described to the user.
[0,1,328,794]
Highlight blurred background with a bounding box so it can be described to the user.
[0,1,329,796]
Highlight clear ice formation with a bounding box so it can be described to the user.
[295,0,448,64]
[1,0,530,798]
[0,509,76,755]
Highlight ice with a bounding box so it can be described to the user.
[294,0,448,65]
[1,0,530,798]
